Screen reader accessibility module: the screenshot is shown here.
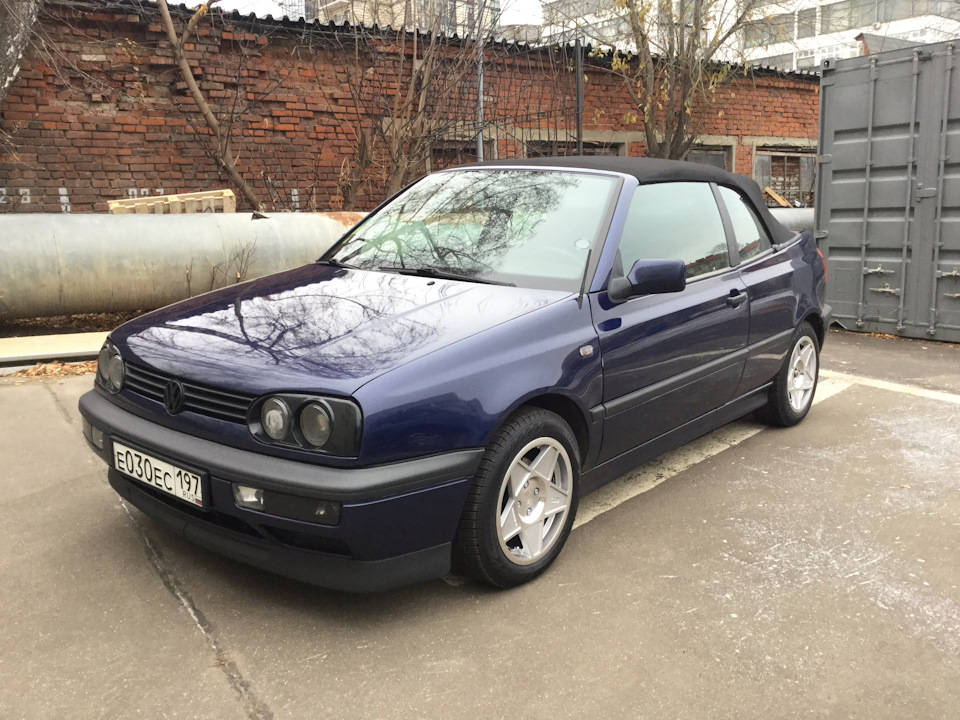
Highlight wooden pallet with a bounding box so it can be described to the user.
[763,186,792,208]
[108,189,236,214]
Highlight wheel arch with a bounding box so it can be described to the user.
[510,393,591,466]
[801,310,825,347]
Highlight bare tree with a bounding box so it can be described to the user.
[550,0,770,159]
[0,0,44,109]
[328,25,599,208]
[156,0,264,210]
[308,0,501,208]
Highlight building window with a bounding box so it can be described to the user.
[754,150,816,207]
[447,0,457,29]
[686,146,730,170]
[525,140,623,157]
[584,15,631,41]
[821,0,880,34]
[488,0,501,26]
[427,141,489,171]
[744,13,795,47]
[798,7,817,38]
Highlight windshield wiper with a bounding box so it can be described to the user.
[388,266,515,286]
[316,257,358,269]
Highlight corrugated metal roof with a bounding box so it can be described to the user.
[55,0,553,49]
[51,0,819,79]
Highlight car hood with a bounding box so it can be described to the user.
[113,263,568,396]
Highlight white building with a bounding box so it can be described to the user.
[540,0,751,63]
[541,0,960,71]
[541,0,667,52]
[744,0,960,69]
[305,0,501,34]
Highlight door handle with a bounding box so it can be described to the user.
[726,291,748,307]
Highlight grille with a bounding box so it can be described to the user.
[124,362,254,423]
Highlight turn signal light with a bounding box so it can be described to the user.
[82,418,105,450]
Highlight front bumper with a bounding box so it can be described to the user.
[79,390,483,592]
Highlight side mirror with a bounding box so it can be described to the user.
[607,258,686,303]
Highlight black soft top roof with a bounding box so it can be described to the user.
[466,155,793,244]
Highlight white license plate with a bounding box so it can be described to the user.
[113,441,204,507]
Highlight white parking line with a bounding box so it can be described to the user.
[574,375,853,529]
[575,370,960,528]
[820,369,960,406]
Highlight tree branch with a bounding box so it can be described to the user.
[156,0,262,211]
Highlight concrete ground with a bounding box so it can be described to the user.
[1,329,958,720]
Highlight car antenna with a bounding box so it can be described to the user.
[577,249,592,309]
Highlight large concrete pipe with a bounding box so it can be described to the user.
[770,207,815,234]
[0,212,363,320]
[1,207,816,321]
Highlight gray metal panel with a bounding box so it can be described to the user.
[818,41,960,342]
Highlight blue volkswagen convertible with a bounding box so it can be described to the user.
[79,157,830,592]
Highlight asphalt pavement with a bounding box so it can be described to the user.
[1,329,958,719]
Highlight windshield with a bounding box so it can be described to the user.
[327,169,620,291]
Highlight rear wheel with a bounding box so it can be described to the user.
[455,408,579,588]
[757,322,820,427]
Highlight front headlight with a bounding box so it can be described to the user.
[96,340,124,394]
[300,402,332,447]
[260,397,292,441]
[250,394,361,457]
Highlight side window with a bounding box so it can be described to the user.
[718,186,772,262]
[618,182,729,280]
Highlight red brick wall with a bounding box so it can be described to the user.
[0,2,819,213]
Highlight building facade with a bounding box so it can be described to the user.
[0,1,819,213]
[305,0,501,34]
[542,0,960,72]
[744,0,960,69]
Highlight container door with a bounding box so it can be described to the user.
[924,45,960,337]
[818,42,960,342]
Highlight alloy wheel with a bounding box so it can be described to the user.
[788,336,818,413]
[495,437,573,566]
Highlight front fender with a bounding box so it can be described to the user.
[354,297,602,466]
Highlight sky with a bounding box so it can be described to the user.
[215,0,543,25]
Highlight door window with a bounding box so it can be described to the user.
[718,186,773,262]
[618,182,730,280]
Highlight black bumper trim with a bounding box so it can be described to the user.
[110,470,452,593]
[80,390,483,502]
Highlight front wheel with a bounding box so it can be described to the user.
[757,322,820,427]
[454,408,580,588]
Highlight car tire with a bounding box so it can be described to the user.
[454,407,580,588]
[757,322,820,427]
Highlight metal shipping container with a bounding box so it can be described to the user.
[817,41,960,341]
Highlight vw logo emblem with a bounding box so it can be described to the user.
[163,380,186,415]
